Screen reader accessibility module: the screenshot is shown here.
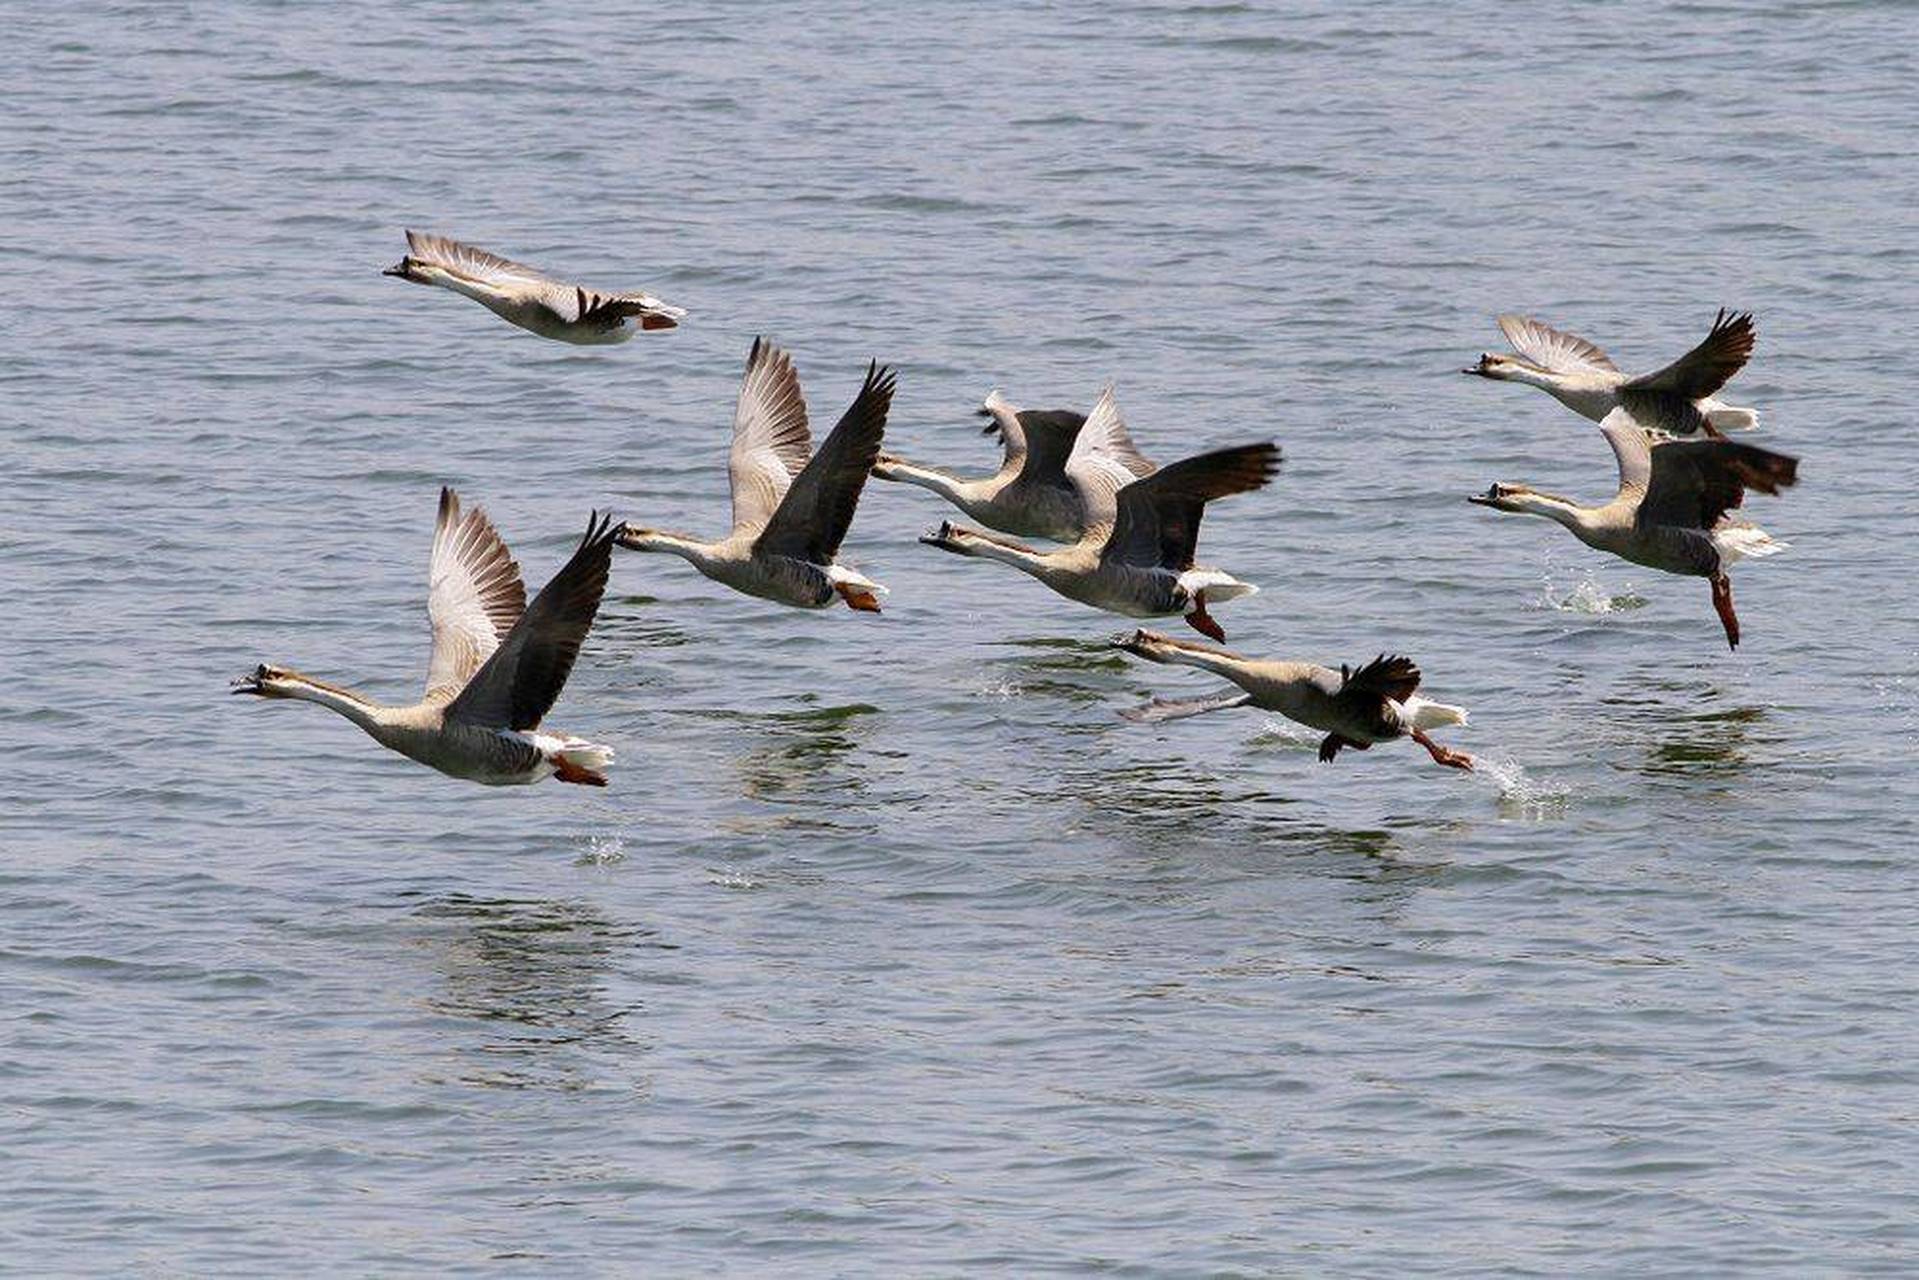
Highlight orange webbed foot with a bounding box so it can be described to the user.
[835,582,883,613]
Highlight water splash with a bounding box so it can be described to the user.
[1534,570,1648,615]
[575,834,626,866]
[1473,754,1572,818]
[707,868,761,890]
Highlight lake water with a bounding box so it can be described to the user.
[5,2,1918,1273]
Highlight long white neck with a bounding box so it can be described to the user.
[284,676,384,731]
[962,534,1051,578]
[875,458,981,506]
[621,530,723,572]
[1509,492,1607,544]
[1504,364,1570,392]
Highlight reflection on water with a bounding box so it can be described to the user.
[985,634,1133,704]
[1641,704,1766,777]
[408,893,658,1093]
[719,701,878,804]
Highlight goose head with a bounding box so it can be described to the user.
[231,663,301,698]
[1462,352,1538,380]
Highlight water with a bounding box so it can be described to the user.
[5,2,1918,1272]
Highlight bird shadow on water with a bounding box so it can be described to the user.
[683,699,880,810]
[979,633,1132,703]
[402,891,663,1093]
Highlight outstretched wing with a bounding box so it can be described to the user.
[1621,309,1755,400]
[1101,442,1281,571]
[1063,387,1154,540]
[1637,436,1798,534]
[444,512,618,730]
[756,361,896,562]
[424,487,526,703]
[1498,314,1618,375]
[727,338,811,534]
[403,230,548,288]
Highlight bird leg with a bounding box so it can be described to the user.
[1317,733,1350,763]
[835,582,883,613]
[552,758,608,787]
[1410,728,1474,772]
[1711,573,1739,651]
[1184,593,1226,643]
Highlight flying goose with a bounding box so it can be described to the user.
[233,489,619,786]
[1116,629,1473,770]
[919,388,1278,641]
[870,389,1155,541]
[1465,309,1758,436]
[1470,406,1798,649]
[616,338,896,612]
[383,230,685,344]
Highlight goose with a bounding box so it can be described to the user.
[919,388,1278,641]
[1464,309,1758,435]
[1116,629,1474,770]
[870,389,1154,540]
[1470,406,1798,649]
[232,489,620,786]
[383,230,685,344]
[616,338,896,612]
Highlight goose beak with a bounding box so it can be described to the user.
[381,261,409,278]
[918,521,957,547]
[230,670,264,695]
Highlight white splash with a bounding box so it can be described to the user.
[707,868,761,890]
[1534,569,1647,615]
[1474,754,1572,818]
[576,834,626,866]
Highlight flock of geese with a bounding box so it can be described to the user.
[233,231,1801,789]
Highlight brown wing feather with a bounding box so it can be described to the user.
[444,511,617,730]
[756,361,896,562]
[1637,438,1798,532]
[1101,442,1280,570]
[1621,309,1756,400]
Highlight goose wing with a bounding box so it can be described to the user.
[1100,442,1280,570]
[978,391,1031,483]
[444,512,617,730]
[424,487,527,703]
[755,361,896,562]
[727,338,811,535]
[573,285,686,330]
[1063,387,1155,539]
[403,230,550,289]
[1636,436,1798,534]
[1620,309,1755,401]
[1498,314,1618,375]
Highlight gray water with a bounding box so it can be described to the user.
[5,2,1918,1274]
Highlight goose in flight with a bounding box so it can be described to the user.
[919,388,1278,641]
[616,338,896,612]
[232,489,620,786]
[1464,309,1758,436]
[383,230,685,344]
[1116,629,1473,770]
[1470,406,1797,649]
[871,388,1154,541]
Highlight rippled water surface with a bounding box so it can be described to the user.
[6,2,1919,1273]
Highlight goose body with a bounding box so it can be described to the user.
[384,230,685,345]
[919,388,1277,641]
[1471,406,1798,649]
[617,339,895,612]
[1465,310,1759,436]
[1116,630,1473,770]
[233,490,620,786]
[871,390,1154,541]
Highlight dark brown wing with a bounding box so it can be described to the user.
[1637,438,1798,532]
[444,511,617,730]
[1100,442,1280,570]
[1621,309,1756,400]
[1334,655,1421,738]
[1005,409,1088,486]
[756,361,896,562]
